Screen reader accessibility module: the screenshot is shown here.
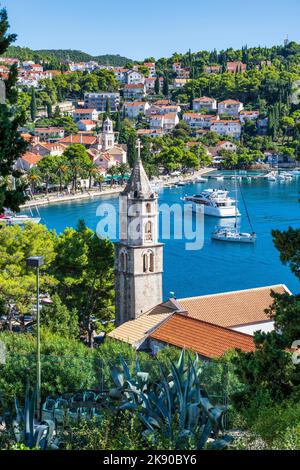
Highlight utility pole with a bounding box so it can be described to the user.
[26,256,44,420]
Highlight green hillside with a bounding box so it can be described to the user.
[3,46,132,66]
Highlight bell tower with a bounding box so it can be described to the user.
[114,140,163,326]
[101,117,115,151]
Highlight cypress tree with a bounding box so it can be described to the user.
[127,132,137,167]
[47,101,52,119]
[105,96,111,117]
[154,76,160,94]
[162,76,169,97]
[30,87,37,121]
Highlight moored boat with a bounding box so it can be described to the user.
[182,189,240,217]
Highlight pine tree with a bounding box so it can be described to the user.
[115,111,121,132]
[30,87,37,121]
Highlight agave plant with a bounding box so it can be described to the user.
[1,382,58,450]
[109,351,233,450]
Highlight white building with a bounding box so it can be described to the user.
[218,99,244,117]
[126,70,145,85]
[124,101,150,118]
[84,93,120,112]
[239,110,260,124]
[193,96,217,112]
[210,120,242,139]
[77,120,97,132]
[73,108,99,122]
[123,84,146,100]
[143,62,156,77]
[183,113,218,129]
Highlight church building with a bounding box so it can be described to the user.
[88,117,127,172]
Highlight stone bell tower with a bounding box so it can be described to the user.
[114,139,163,326]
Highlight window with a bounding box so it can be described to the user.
[120,251,128,272]
[145,221,153,241]
[143,250,154,273]
[146,203,151,214]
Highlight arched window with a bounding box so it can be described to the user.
[145,221,153,241]
[146,203,151,214]
[143,250,154,273]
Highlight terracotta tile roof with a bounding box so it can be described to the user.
[219,99,242,105]
[150,314,255,357]
[108,302,176,347]
[193,96,216,102]
[177,285,290,328]
[78,120,96,125]
[124,83,145,89]
[74,108,97,114]
[34,127,64,133]
[21,152,42,165]
[21,133,33,142]
[58,135,97,145]
[154,100,170,105]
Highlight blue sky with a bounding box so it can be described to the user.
[2,0,300,60]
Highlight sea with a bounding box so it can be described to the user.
[26,171,300,299]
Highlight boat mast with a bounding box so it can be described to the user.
[234,171,238,233]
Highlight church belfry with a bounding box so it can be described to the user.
[114,140,163,326]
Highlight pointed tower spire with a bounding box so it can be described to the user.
[122,139,154,199]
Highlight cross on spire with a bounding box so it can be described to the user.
[136,138,143,161]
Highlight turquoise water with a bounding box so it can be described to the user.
[30,174,300,298]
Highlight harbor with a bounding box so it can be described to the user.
[22,170,300,299]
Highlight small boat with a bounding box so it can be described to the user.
[176,181,186,187]
[212,227,256,243]
[264,171,277,181]
[195,177,207,183]
[210,175,224,181]
[211,173,256,243]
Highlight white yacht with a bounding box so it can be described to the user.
[182,189,240,217]
[0,211,41,226]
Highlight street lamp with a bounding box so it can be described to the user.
[26,256,44,419]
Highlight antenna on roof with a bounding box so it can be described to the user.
[170,291,176,299]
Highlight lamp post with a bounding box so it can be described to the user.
[26,256,44,420]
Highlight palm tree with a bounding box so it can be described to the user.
[106,166,118,186]
[95,174,105,192]
[56,160,69,193]
[117,163,129,185]
[86,162,99,189]
[26,168,42,194]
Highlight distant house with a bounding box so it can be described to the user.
[218,99,244,116]
[239,110,260,124]
[210,120,242,139]
[73,108,99,122]
[30,142,66,157]
[216,140,237,152]
[143,62,156,77]
[172,78,189,89]
[183,113,218,129]
[172,62,182,73]
[158,104,181,115]
[84,93,120,112]
[16,152,42,171]
[203,65,222,74]
[113,68,129,83]
[149,113,179,131]
[124,101,150,118]
[149,114,164,129]
[176,68,190,79]
[193,96,217,112]
[77,120,97,132]
[33,127,65,141]
[123,83,146,100]
[257,117,269,135]
[227,61,247,73]
[126,70,145,85]
[136,128,164,137]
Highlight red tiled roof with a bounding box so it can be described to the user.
[21,152,42,165]
[59,135,97,145]
[193,96,216,102]
[219,99,242,105]
[74,108,97,114]
[150,314,255,358]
